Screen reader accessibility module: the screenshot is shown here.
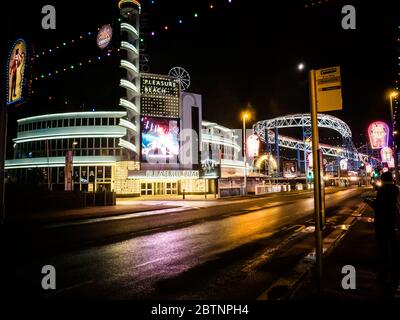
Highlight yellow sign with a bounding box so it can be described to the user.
[316,66,343,112]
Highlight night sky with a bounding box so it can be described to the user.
[4,0,400,153]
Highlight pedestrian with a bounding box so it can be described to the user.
[369,172,400,271]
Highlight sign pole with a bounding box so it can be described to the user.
[309,69,324,292]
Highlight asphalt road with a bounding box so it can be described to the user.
[3,187,370,299]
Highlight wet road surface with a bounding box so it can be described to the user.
[5,188,369,299]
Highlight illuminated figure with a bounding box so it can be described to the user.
[368,122,389,149]
[9,48,24,100]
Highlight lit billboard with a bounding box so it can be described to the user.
[381,147,395,168]
[97,24,113,49]
[247,134,260,158]
[282,161,298,179]
[368,121,390,150]
[141,116,180,163]
[7,39,27,106]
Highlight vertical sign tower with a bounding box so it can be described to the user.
[118,0,141,160]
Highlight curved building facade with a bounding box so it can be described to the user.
[6,111,242,196]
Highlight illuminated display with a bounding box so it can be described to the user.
[340,159,349,171]
[368,121,390,150]
[7,39,27,106]
[381,147,395,168]
[141,116,180,163]
[247,134,260,158]
[141,74,180,118]
[97,24,113,49]
[283,161,298,179]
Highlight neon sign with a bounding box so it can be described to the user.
[368,121,390,150]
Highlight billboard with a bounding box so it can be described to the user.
[368,121,390,150]
[283,161,298,179]
[141,116,180,163]
[7,39,27,106]
[97,24,113,49]
[141,74,180,118]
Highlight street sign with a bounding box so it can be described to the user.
[316,66,343,112]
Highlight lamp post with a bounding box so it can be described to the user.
[390,92,399,185]
[242,112,250,196]
[72,141,78,191]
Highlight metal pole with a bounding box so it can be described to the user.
[390,96,400,185]
[309,70,324,292]
[243,117,247,196]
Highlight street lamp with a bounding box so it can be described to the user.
[389,92,399,184]
[242,112,251,196]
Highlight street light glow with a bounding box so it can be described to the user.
[298,63,305,71]
[390,91,399,98]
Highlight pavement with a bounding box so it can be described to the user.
[291,206,400,300]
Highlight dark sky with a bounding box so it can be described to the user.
[4,0,400,148]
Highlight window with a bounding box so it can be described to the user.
[88,138,93,148]
[101,138,107,149]
[95,118,101,126]
[69,119,75,127]
[81,138,87,148]
[58,120,62,128]
[76,118,82,127]
[64,119,69,127]
[102,118,108,126]
[95,138,100,148]
[89,118,94,126]
[109,118,115,126]
[82,118,88,126]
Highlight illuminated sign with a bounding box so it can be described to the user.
[141,74,180,118]
[141,116,180,163]
[247,134,260,158]
[129,170,199,179]
[283,161,298,179]
[200,159,221,179]
[340,159,349,171]
[368,121,390,150]
[381,147,395,168]
[307,153,313,168]
[7,39,27,106]
[366,164,373,174]
[97,24,113,49]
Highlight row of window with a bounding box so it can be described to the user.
[18,118,121,133]
[15,138,122,159]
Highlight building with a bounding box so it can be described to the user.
[5,109,243,197]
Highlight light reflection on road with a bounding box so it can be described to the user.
[19,188,363,298]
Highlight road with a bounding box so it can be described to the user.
[3,187,370,299]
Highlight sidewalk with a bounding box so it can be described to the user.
[6,187,352,226]
[292,207,400,300]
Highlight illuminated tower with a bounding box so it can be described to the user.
[118,0,141,161]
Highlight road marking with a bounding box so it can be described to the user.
[55,280,94,294]
[135,257,166,268]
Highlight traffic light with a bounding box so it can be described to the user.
[307,170,314,181]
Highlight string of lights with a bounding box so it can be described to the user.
[34,30,98,60]
[33,49,115,81]
[146,0,235,38]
